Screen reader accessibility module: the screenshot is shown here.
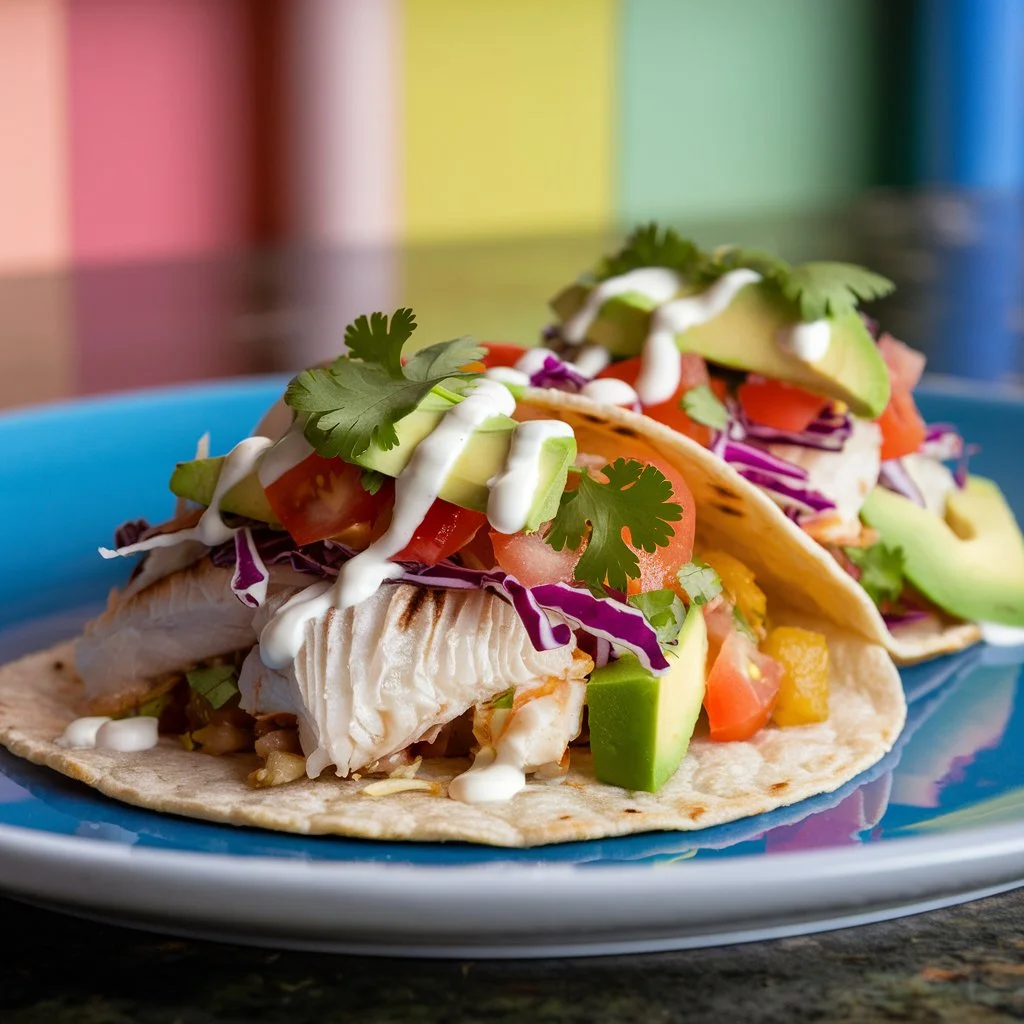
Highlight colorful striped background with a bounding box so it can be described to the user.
[0,0,879,274]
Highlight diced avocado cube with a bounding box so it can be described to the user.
[860,477,1024,626]
[587,604,708,792]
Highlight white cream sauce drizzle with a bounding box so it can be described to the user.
[100,436,273,559]
[56,716,159,752]
[448,693,563,803]
[487,420,573,534]
[979,622,1024,647]
[777,319,831,363]
[562,267,682,345]
[484,366,530,387]
[636,269,763,405]
[259,378,565,669]
[581,378,639,407]
[96,717,160,752]
[570,343,612,377]
[56,716,111,749]
[257,426,316,489]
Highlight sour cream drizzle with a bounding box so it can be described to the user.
[581,378,639,407]
[559,266,764,407]
[448,693,564,803]
[260,379,572,669]
[637,269,763,404]
[487,420,573,534]
[100,436,273,559]
[257,426,316,489]
[56,716,159,752]
[778,319,832,363]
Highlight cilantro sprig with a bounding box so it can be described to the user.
[545,459,683,594]
[778,262,895,321]
[593,223,894,323]
[676,560,723,607]
[628,589,687,645]
[284,309,485,462]
[843,542,906,607]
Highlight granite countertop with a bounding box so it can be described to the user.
[2,889,1023,1022]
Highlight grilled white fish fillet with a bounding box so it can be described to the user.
[75,559,260,712]
[239,583,584,778]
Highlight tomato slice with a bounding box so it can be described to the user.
[490,454,696,593]
[491,528,580,587]
[264,453,392,546]
[628,457,696,596]
[390,500,488,566]
[703,629,783,742]
[597,355,711,444]
[878,333,926,391]
[737,377,827,433]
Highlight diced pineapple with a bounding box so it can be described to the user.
[763,627,830,726]
[702,550,767,633]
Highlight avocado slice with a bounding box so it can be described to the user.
[551,280,891,418]
[860,478,1024,626]
[170,394,577,533]
[587,604,708,792]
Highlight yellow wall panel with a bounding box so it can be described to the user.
[402,0,615,242]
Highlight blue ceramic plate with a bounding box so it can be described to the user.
[0,379,1022,957]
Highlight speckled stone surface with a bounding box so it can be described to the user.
[1,890,1023,1022]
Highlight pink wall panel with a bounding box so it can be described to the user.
[67,0,251,263]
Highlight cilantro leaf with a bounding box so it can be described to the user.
[676,560,723,607]
[405,336,485,382]
[598,223,704,282]
[546,458,683,593]
[339,308,417,376]
[779,262,895,321]
[285,309,482,462]
[628,589,687,645]
[185,664,239,710]
[681,385,728,430]
[843,542,906,607]
[359,469,387,495]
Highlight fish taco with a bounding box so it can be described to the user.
[0,310,904,847]
[512,225,1024,663]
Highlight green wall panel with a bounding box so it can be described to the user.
[618,0,875,225]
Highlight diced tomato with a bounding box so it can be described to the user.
[596,354,712,444]
[703,630,783,742]
[461,342,529,373]
[264,453,392,546]
[877,386,927,461]
[491,454,696,593]
[736,377,827,433]
[491,528,580,587]
[878,333,926,391]
[877,335,928,461]
[388,500,488,566]
[628,457,696,596]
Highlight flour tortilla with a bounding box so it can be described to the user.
[0,388,907,847]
